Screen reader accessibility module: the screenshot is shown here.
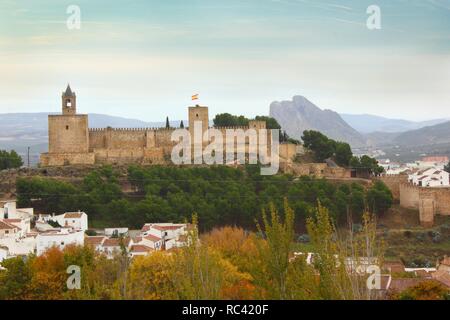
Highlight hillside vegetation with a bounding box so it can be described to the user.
[16,165,392,231]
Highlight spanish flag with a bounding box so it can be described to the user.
[191,94,199,101]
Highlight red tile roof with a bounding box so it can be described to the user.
[144,234,161,242]
[64,212,83,219]
[102,237,130,247]
[422,156,449,163]
[0,220,18,230]
[433,270,450,288]
[131,245,153,253]
[85,236,105,246]
[389,278,429,292]
[152,225,183,231]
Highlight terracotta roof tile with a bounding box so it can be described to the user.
[152,224,183,231]
[144,234,161,242]
[0,220,18,230]
[131,245,153,253]
[85,236,105,246]
[64,212,83,219]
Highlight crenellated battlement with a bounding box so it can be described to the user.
[89,127,176,132]
[41,86,274,169]
[214,126,251,130]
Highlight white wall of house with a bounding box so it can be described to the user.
[0,237,36,256]
[36,229,84,255]
[0,246,8,263]
[409,168,450,187]
[0,201,33,220]
[53,212,88,232]
[0,223,20,239]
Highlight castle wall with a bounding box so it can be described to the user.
[40,152,95,166]
[279,143,297,162]
[399,183,421,209]
[48,115,89,153]
[378,175,408,201]
[419,198,435,228]
[420,187,450,216]
[87,128,175,165]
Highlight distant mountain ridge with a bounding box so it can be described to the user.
[340,113,448,133]
[270,96,367,147]
[390,121,450,147]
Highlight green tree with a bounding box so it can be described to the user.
[0,150,23,170]
[254,116,281,129]
[213,113,249,127]
[334,142,353,167]
[301,130,335,162]
[256,200,295,299]
[366,181,393,215]
[0,256,32,299]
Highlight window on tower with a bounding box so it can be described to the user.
[66,99,72,107]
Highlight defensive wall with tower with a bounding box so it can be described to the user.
[40,86,294,167]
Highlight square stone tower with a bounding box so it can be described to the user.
[40,85,94,166]
[189,105,209,141]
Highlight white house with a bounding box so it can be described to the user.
[86,236,142,259]
[0,220,21,239]
[409,168,450,187]
[418,156,449,170]
[0,200,33,220]
[0,235,37,257]
[36,229,84,255]
[0,246,8,263]
[2,218,30,237]
[140,223,192,250]
[99,237,132,259]
[129,244,154,258]
[52,211,88,232]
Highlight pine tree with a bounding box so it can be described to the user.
[180,120,184,128]
[165,116,170,129]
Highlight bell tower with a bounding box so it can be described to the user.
[62,84,76,115]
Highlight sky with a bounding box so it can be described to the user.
[0,0,449,122]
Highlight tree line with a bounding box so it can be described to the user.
[302,130,384,174]
[17,165,393,230]
[0,149,23,170]
[2,202,445,300]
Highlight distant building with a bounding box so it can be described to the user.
[413,156,449,170]
[51,211,88,232]
[409,168,450,187]
[36,229,84,255]
[0,220,21,239]
[140,223,192,250]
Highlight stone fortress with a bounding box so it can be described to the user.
[40,85,296,167]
